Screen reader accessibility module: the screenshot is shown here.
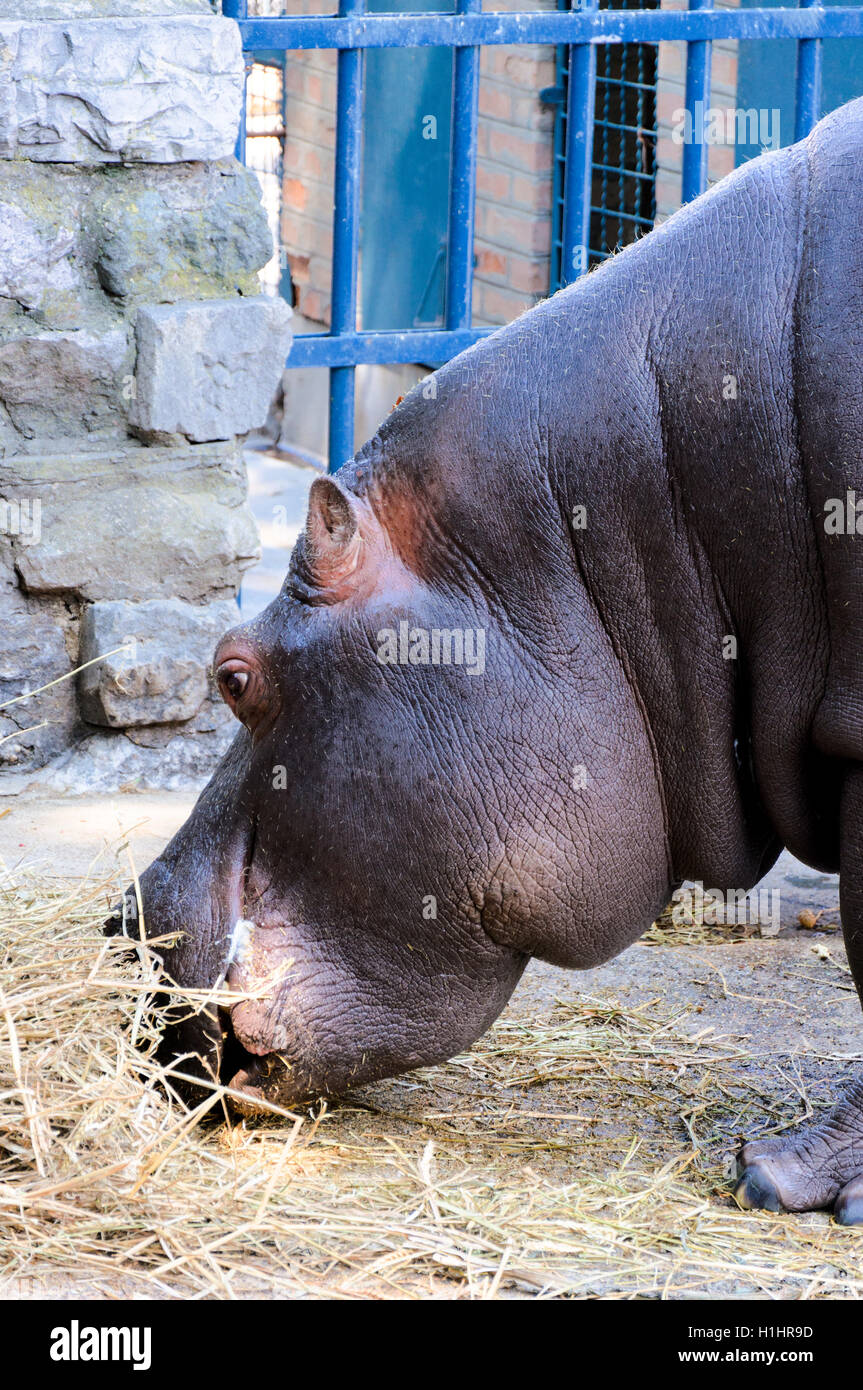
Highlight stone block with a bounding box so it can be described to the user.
[77,595,238,727]
[0,16,242,163]
[0,3,212,15]
[129,295,293,443]
[6,442,260,602]
[0,161,107,338]
[0,326,130,440]
[91,162,273,301]
[0,158,272,336]
[0,585,77,768]
[27,717,236,795]
[0,199,76,309]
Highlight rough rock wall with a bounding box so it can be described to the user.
[0,0,292,792]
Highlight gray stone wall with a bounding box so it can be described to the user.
[0,0,292,791]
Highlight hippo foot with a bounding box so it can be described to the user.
[735,1082,863,1222]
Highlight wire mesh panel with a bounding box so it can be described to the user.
[592,3,658,263]
[551,0,657,288]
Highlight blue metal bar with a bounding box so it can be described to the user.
[233,9,863,50]
[446,0,481,332]
[682,0,713,204]
[560,0,597,286]
[549,4,569,295]
[593,117,659,137]
[795,0,824,141]
[291,326,496,369]
[328,0,365,473]
[593,161,654,182]
[596,75,657,93]
[222,0,248,161]
[589,204,651,225]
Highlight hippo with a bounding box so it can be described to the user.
[122,97,863,1224]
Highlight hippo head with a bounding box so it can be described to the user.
[126,353,670,1113]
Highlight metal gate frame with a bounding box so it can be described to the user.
[223,0,863,471]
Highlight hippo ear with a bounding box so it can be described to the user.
[303,475,361,587]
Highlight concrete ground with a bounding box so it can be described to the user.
[240,447,318,623]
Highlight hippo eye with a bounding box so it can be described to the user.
[213,643,279,736]
[216,660,254,717]
[224,670,248,700]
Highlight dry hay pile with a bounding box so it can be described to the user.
[1,860,862,1300]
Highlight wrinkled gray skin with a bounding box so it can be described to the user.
[123,99,863,1223]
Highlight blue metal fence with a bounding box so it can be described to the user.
[223,0,863,470]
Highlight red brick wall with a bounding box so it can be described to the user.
[279,2,337,325]
[473,1,557,325]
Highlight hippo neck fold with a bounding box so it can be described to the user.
[351,111,853,893]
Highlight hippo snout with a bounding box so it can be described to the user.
[106,870,307,1112]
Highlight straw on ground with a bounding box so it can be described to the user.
[1,859,861,1299]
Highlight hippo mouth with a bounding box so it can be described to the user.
[215,909,311,1115]
[150,929,303,1116]
[105,813,307,1114]
[218,1020,278,1110]
[217,1026,303,1116]
[216,837,313,1114]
